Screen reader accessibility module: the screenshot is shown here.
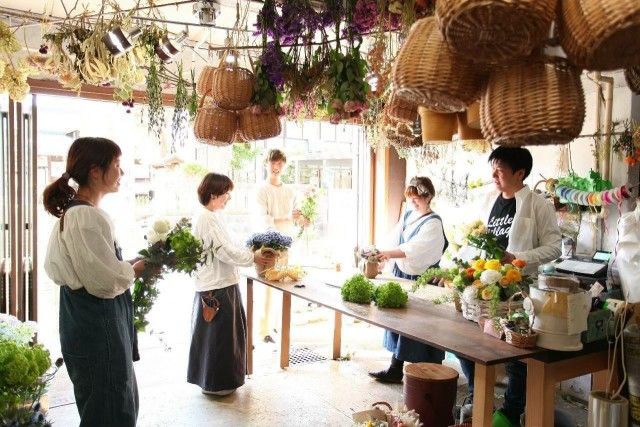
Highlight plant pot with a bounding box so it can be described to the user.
[588,391,629,427]
[360,260,379,279]
[255,248,288,278]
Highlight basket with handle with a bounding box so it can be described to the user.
[392,17,483,113]
[193,90,237,146]
[238,107,282,141]
[480,55,585,146]
[557,0,640,71]
[625,66,640,95]
[211,50,255,111]
[435,0,556,64]
[499,291,538,348]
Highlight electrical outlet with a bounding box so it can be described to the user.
[605,298,626,314]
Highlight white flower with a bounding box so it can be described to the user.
[480,269,502,285]
[147,229,168,245]
[152,219,171,234]
[462,286,478,304]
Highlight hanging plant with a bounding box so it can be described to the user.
[171,61,189,150]
[140,25,166,141]
[0,21,32,101]
[324,45,371,123]
[250,42,285,114]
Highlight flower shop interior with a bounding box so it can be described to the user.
[2,0,640,426]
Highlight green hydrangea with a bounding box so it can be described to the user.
[374,282,408,308]
[0,342,50,390]
[341,274,375,304]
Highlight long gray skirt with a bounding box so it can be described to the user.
[187,284,247,392]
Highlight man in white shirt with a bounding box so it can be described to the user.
[255,149,308,343]
[459,146,561,426]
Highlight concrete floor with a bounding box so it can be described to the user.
[43,277,589,426]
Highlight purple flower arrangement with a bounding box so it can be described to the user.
[247,231,293,251]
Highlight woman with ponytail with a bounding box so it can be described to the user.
[43,137,145,427]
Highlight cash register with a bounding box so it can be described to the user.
[552,251,611,287]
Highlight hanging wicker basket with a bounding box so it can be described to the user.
[193,105,238,146]
[435,0,556,64]
[210,53,255,111]
[392,17,483,113]
[238,108,282,141]
[480,56,585,146]
[418,106,456,145]
[558,0,640,71]
[625,67,640,95]
[196,66,216,97]
[387,92,418,124]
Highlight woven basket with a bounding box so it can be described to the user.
[238,108,282,141]
[625,67,640,95]
[558,0,640,71]
[436,0,556,64]
[461,298,523,323]
[480,56,585,146]
[392,17,483,113]
[418,106,456,145]
[211,63,255,111]
[193,105,237,146]
[499,291,538,348]
[196,66,216,97]
[387,92,418,124]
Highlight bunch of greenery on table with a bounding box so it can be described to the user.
[133,218,207,331]
[341,274,376,304]
[0,314,63,427]
[373,282,408,308]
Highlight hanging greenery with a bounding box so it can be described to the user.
[171,61,189,150]
[140,26,166,141]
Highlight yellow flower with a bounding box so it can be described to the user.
[505,269,522,283]
[472,259,486,271]
[485,259,501,271]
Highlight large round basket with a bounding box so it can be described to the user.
[435,0,556,64]
[193,106,237,146]
[557,0,640,71]
[196,66,216,97]
[387,92,418,124]
[480,56,585,146]
[211,65,255,111]
[238,108,282,141]
[392,17,483,113]
[461,298,523,323]
[625,67,640,95]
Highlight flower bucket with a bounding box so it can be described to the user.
[255,247,288,278]
[588,391,629,427]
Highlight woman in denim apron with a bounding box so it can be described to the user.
[44,137,146,426]
[369,176,449,383]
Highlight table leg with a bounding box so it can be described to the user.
[246,278,253,375]
[332,311,342,360]
[525,358,555,427]
[280,292,291,369]
[472,363,495,427]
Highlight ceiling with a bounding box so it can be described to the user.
[1,0,268,79]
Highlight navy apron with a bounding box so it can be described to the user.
[59,200,139,426]
[384,211,449,363]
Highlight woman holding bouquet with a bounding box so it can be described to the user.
[43,137,146,426]
[189,172,270,395]
[369,176,449,383]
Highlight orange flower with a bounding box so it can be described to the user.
[512,259,527,269]
[472,279,484,288]
[500,277,511,287]
[626,156,635,164]
[481,288,492,300]
[505,269,522,283]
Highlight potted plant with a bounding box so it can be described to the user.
[246,231,293,277]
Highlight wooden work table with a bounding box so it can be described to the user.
[242,268,612,427]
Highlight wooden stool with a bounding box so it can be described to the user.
[403,363,459,427]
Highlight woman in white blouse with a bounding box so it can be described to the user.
[43,137,145,427]
[188,172,269,395]
[369,176,449,383]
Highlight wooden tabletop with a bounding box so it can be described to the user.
[243,269,547,365]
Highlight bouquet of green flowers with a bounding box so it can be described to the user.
[133,218,208,331]
[0,314,63,426]
[295,187,323,238]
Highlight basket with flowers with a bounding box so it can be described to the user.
[246,230,293,277]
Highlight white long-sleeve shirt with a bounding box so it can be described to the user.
[44,205,135,299]
[255,182,295,233]
[383,211,446,276]
[193,208,254,292]
[484,185,562,275]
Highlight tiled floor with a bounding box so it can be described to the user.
[43,278,589,426]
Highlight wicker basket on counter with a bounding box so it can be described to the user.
[461,297,523,323]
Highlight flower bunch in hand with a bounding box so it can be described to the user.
[295,187,323,238]
[133,218,206,331]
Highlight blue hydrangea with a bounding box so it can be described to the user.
[246,231,293,251]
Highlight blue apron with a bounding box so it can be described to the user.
[384,211,449,363]
[59,200,139,426]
